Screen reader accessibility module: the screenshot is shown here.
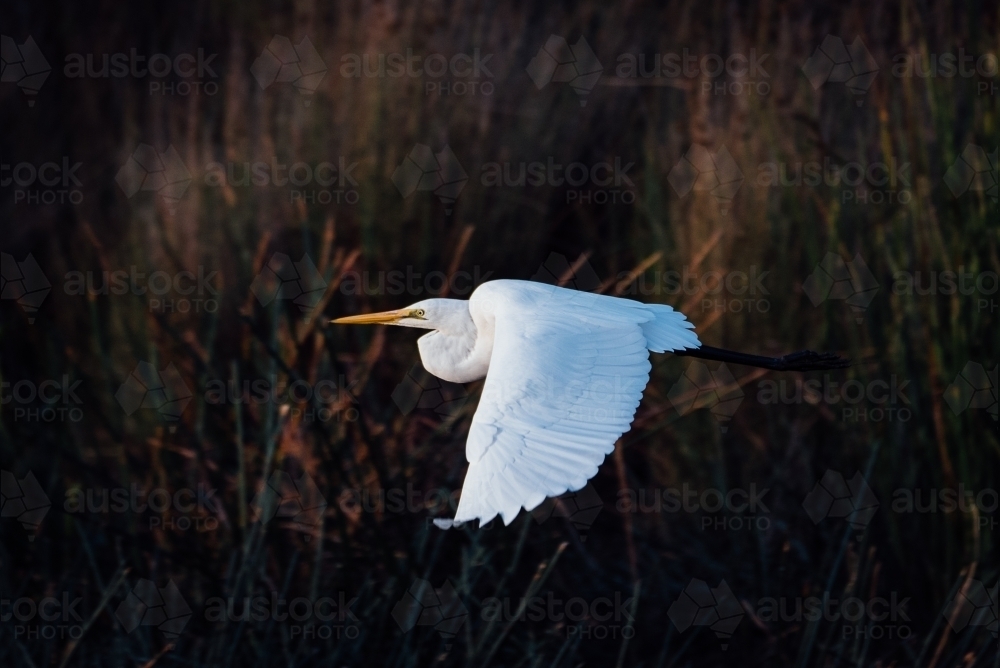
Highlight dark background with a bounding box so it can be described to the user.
[1,1,997,666]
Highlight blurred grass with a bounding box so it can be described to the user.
[0,0,998,666]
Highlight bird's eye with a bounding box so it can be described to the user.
[413,309,425,318]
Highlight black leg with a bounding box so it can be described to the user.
[675,345,851,372]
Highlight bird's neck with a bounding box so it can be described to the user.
[417,304,492,383]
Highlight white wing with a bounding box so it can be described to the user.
[449,280,700,527]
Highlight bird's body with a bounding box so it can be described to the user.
[414,280,699,383]
[333,278,846,528]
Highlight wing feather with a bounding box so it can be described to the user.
[449,280,700,526]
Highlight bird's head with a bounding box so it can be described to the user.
[331,299,467,331]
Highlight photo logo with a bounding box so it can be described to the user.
[250,252,327,320]
[802,36,878,105]
[531,484,603,540]
[944,362,997,420]
[530,252,601,292]
[0,35,51,106]
[115,361,193,423]
[943,144,998,203]
[391,363,468,420]
[668,361,744,432]
[250,35,327,101]
[251,471,328,535]
[667,145,744,214]
[392,579,468,651]
[802,470,879,531]
[114,579,192,640]
[1,252,50,323]
[391,144,467,214]
[944,579,998,637]
[115,144,192,213]
[667,579,744,650]
[802,252,879,323]
[0,470,50,540]
[526,35,603,106]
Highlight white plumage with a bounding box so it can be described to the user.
[332,279,701,527]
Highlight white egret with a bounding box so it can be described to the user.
[333,279,847,528]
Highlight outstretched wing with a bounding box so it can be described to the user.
[449,280,699,526]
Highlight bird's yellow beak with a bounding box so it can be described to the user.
[331,309,414,325]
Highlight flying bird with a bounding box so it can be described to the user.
[333,279,847,528]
